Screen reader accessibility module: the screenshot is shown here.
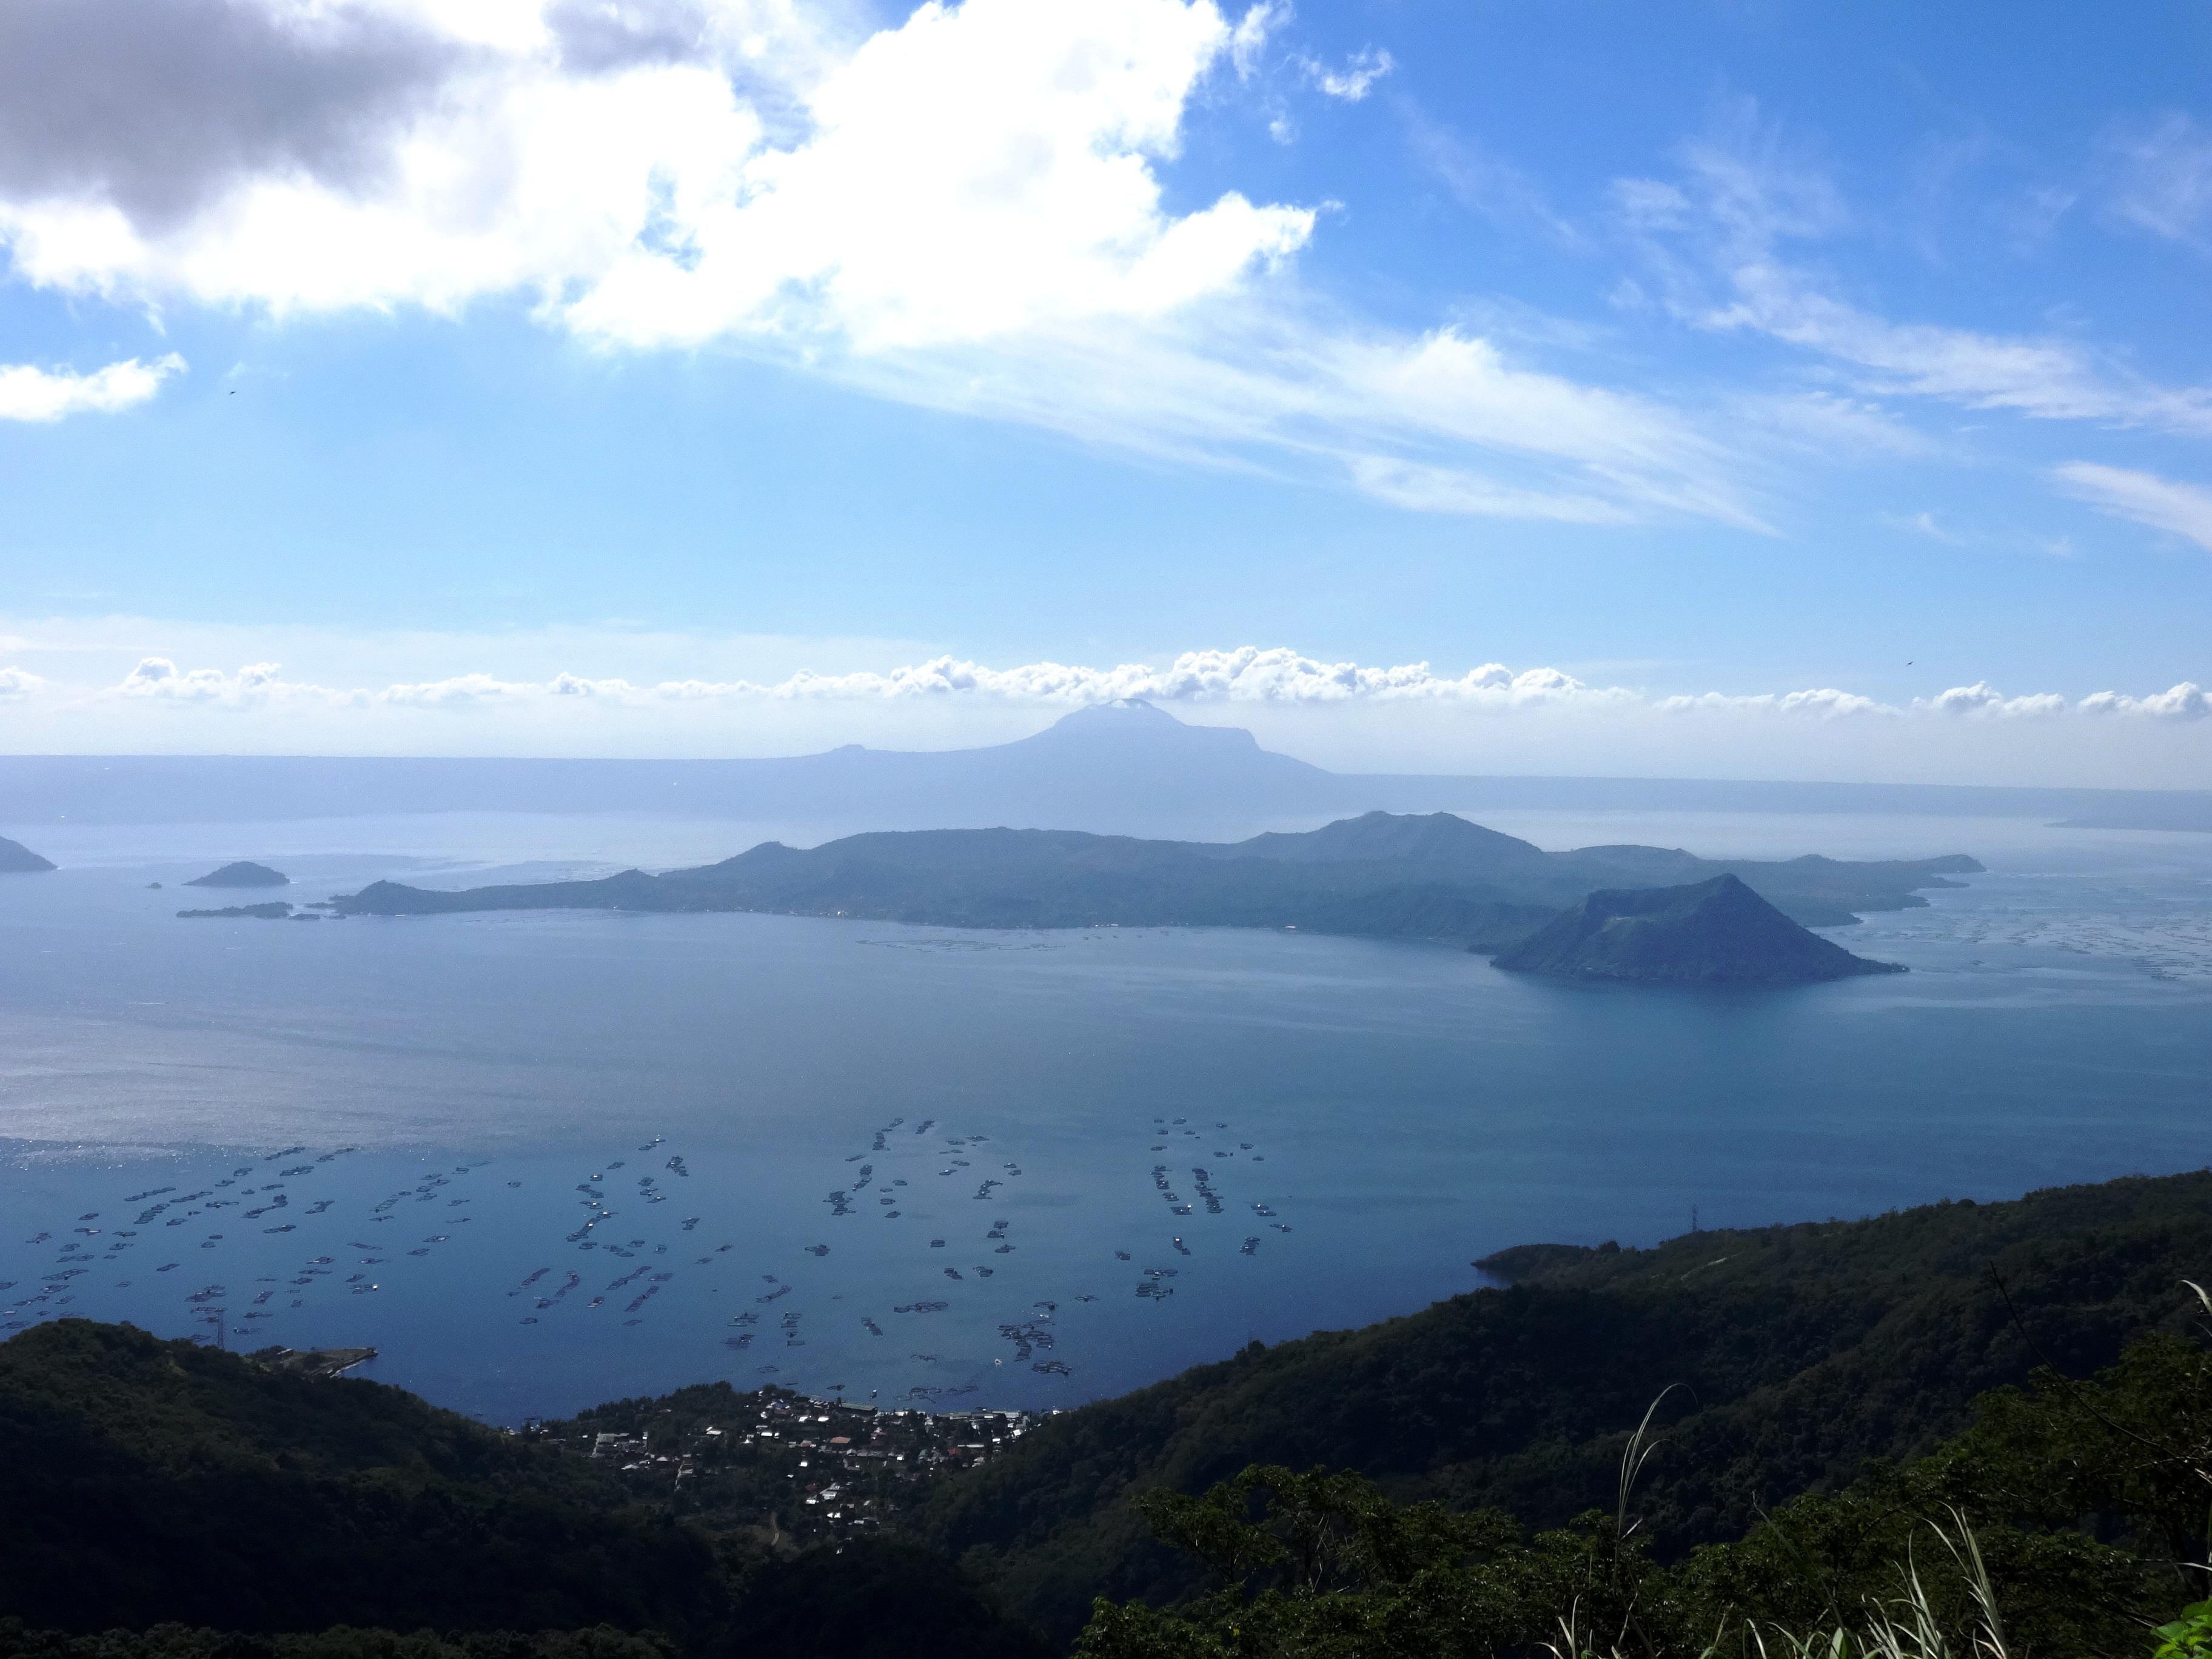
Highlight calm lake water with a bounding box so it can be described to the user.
[2,809,2207,1422]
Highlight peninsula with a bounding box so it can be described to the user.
[1492,873,1907,985]
[332,811,1977,956]
[0,834,55,873]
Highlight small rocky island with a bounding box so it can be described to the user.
[1492,873,1906,986]
[184,860,289,888]
[1,835,56,873]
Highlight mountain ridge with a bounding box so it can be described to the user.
[330,811,1977,949]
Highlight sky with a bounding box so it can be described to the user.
[1,0,2209,784]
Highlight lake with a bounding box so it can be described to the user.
[2,808,2207,1422]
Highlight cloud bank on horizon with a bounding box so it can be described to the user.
[36,644,2205,725]
[2,640,2204,789]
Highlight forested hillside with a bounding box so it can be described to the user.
[0,1321,1044,1657]
[5,1170,2208,1655]
[922,1170,2212,1637]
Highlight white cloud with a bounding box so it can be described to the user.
[0,0,1758,529]
[2054,461,2212,553]
[86,645,1630,711]
[1918,682,2070,719]
[379,671,538,707]
[0,665,49,699]
[115,655,357,707]
[1657,680,2204,724]
[565,0,1316,354]
[1307,47,1390,102]
[3,0,1305,349]
[429,648,1629,707]
[1226,0,1282,78]
[0,352,183,420]
[1655,688,1894,719]
[2080,682,2209,720]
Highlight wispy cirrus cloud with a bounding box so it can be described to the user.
[2100,112,2212,255]
[1614,102,2212,440]
[2053,461,2212,554]
[1404,107,1581,247]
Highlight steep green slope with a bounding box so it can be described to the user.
[0,1321,723,1635]
[0,1322,1047,1658]
[920,1169,2212,1638]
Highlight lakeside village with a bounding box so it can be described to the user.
[534,1380,1045,1542]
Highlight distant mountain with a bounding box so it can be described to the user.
[1220,806,1551,871]
[183,860,289,888]
[332,812,1976,950]
[1493,873,1906,985]
[0,834,55,873]
[1,700,2202,831]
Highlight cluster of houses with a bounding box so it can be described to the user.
[570,1385,1047,1542]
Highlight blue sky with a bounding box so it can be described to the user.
[1,0,2208,782]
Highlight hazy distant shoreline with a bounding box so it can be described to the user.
[1,702,2206,833]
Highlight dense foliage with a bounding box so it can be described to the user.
[0,1321,1045,1658]
[0,1626,672,1659]
[922,1170,2212,1638]
[1074,1295,2212,1656]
